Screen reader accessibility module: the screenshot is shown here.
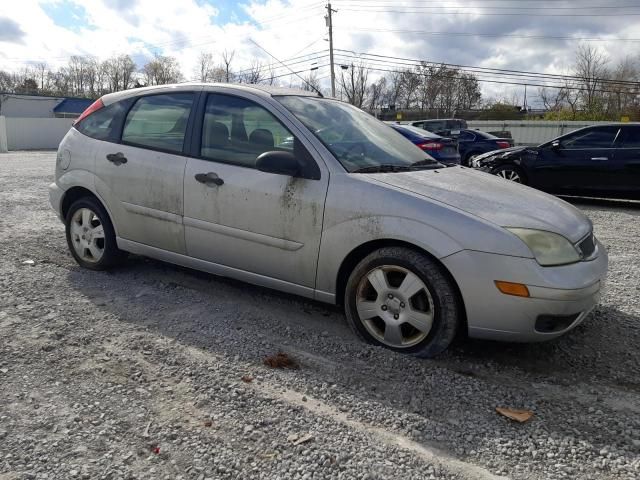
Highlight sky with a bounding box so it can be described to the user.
[1,0,639,106]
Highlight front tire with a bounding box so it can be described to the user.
[344,247,461,358]
[493,165,527,184]
[65,197,126,270]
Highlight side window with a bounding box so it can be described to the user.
[122,93,194,153]
[562,127,620,149]
[423,121,445,133]
[412,122,424,129]
[75,101,127,141]
[200,94,295,168]
[458,131,475,142]
[621,127,640,148]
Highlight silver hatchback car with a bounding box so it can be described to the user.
[50,83,608,357]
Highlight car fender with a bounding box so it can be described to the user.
[56,170,120,236]
[314,214,464,300]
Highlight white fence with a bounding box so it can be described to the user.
[0,116,74,152]
[467,120,614,146]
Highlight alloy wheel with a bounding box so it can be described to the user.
[496,169,522,183]
[69,208,105,263]
[355,265,435,348]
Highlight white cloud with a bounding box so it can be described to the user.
[1,0,639,103]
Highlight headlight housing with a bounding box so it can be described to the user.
[506,228,581,266]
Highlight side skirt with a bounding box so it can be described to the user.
[117,237,321,302]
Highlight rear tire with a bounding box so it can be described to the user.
[65,197,126,270]
[344,247,461,358]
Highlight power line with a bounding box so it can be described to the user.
[333,49,640,88]
[333,58,638,95]
[334,27,640,43]
[339,7,640,16]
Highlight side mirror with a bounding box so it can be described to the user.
[551,140,561,150]
[256,151,300,177]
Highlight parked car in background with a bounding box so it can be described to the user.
[409,118,468,137]
[50,84,607,358]
[389,124,461,165]
[457,129,513,166]
[471,124,640,199]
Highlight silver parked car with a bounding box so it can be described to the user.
[49,84,608,357]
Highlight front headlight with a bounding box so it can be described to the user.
[506,228,581,266]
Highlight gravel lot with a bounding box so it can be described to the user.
[1,152,639,480]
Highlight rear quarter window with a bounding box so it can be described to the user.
[75,101,127,141]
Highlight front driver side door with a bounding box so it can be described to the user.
[183,92,329,293]
[532,126,621,193]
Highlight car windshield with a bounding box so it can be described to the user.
[275,96,436,172]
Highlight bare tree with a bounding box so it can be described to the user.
[300,71,321,92]
[339,62,369,108]
[196,52,215,82]
[221,50,235,82]
[574,44,609,112]
[538,86,565,112]
[142,55,182,86]
[367,76,386,111]
[240,59,263,84]
[399,69,420,109]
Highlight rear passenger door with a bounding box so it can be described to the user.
[616,126,640,195]
[94,91,198,254]
[183,91,328,291]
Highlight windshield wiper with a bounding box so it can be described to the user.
[411,158,439,166]
[350,164,414,173]
[351,162,442,173]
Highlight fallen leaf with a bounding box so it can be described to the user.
[293,433,314,446]
[151,446,160,454]
[263,352,298,369]
[241,375,254,383]
[496,407,534,423]
[203,420,212,427]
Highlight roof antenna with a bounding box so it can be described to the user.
[249,38,324,98]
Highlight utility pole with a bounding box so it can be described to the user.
[326,3,337,97]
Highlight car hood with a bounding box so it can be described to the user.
[474,145,530,162]
[369,167,592,242]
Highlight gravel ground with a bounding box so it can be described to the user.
[1,152,639,480]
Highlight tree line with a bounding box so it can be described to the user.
[0,45,637,121]
[538,45,640,121]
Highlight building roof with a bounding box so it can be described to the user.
[53,98,94,114]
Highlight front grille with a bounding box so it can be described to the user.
[577,234,596,259]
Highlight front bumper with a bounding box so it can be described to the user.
[49,182,64,221]
[441,242,608,342]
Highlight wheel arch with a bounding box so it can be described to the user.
[334,239,468,335]
[60,186,118,236]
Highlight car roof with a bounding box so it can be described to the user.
[101,82,321,105]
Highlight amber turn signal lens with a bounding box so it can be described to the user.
[494,281,530,298]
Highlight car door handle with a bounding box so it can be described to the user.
[195,172,224,186]
[590,157,608,161]
[106,152,127,165]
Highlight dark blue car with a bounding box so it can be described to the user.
[456,129,513,166]
[389,124,460,165]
